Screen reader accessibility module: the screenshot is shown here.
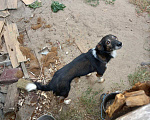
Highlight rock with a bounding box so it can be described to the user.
[0,85,8,94]
[0,93,5,103]
[0,103,3,109]
[0,109,4,120]
[0,68,21,84]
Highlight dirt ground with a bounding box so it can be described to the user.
[1,0,150,119]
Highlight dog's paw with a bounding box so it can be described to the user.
[97,77,105,83]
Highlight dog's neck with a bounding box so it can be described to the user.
[92,48,116,63]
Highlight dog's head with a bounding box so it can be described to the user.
[96,34,122,52]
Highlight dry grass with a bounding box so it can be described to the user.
[58,87,104,120]
[128,66,150,86]
[129,0,150,15]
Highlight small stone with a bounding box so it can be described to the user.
[0,109,4,120]
[129,19,132,22]
[66,51,69,55]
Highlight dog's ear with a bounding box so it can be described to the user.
[96,42,104,51]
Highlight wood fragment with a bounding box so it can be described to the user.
[0,0,17,10]
[126,94,150,107]
[7,0,17,9]
[3,83,19,114]
[106,94,126,117]
[4,22,26,68]
[12,23,26,63]
[124,90,145,98]
[75,40,88,53]
[0,0,7,10]
[21,62,29,78]
[4,24,19,68]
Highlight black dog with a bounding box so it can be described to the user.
[26,34,122,102]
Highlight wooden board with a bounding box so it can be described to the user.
[22,0,36,5]
[4,25,19,68]
[21,62,29,78]
[3,83,19,114]
[0,0,7,10]
[126,94,150,107]
[7,0,17,9]
[0,0,17,10]
[12,23,26,63]
[4,22,26,68]
[75,40,88,53]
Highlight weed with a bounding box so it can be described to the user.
[84,0,99,7]
[111,79,127,92]
[129,0,150,16]
[128,67,150,86]
[103,0,116,5]
[79,87,104,119]
[59,107,84,120]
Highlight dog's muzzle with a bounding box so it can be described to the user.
[115,41,122,50]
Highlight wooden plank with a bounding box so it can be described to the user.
[4,24,19,68]
[4,22,26,68]
[21,62,29,78]
[75,40,88,53]
[0,0,7,10]
[3,83,19,114]
[7,0,17,9]
[12,23,26,63]
[106,94,126,118]
[124,90,145,98]
[22,0,36,5]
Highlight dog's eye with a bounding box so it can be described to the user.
[106,41,110,44]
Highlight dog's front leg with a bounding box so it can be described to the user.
[96,73,105,83]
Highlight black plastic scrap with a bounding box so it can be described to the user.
[51,1,66,13]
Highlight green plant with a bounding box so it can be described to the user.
[129,0,150,16]
[28,1,42,9]
[128,67,150,86]
[84,0,99,7]
[79,87,103,119]
[103,0,116,5]
[59,107,84,120]
[51,1,66,13]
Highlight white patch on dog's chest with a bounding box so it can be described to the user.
[92,48,97,58]
[111,50,117,58]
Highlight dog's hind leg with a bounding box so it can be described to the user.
[56,96,71,104]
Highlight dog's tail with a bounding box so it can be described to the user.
[26,82,52,92]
